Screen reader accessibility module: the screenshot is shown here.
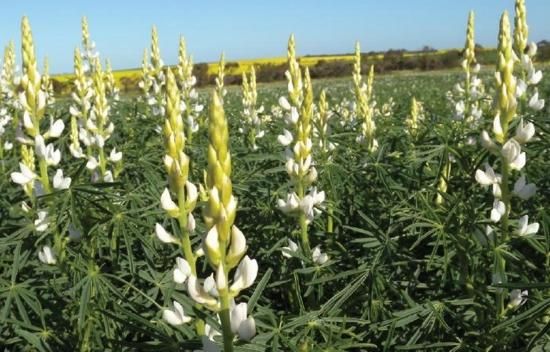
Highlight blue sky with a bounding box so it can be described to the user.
[0,0,548,74]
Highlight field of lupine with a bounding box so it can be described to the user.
[1,1,550,351]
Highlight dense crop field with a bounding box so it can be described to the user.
[1,1,550,351]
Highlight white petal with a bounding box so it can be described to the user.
[173,257,191,283]
[230,303,247,334]
[155,223,178,244]
[278,96,291,110]
[238,316,256,341]
[48,119,65,138]
[160,188,179,217]
[277,129,293,146]
[230,256,258,293]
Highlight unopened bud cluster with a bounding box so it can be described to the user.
[353,42,378,152]
[406,96,424,137]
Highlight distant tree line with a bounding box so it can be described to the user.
[51,41,550,95]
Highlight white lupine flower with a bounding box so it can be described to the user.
[279,96,291,110]
[210,266,223,293]
[187,213,196,233]
[185,181,198,206]
[35,136,61,166]
[515,119,535,144]
[277,192,300,213]
[528,91,545,111]
[11,163,37,185]
[301,188,325,223]
[162,301,192,326]
[103,171,114,182]
[475,165,500,186]
[515,79,527,98]
[508,289,528,308]
[173,257,192,284]
[513,175,536,200]
[492,183,502,199]
[527,68,542,85]
[203,273,219,297]
[287,107,299,124]
[204,224,221,262]
[3,141,13,150]
[454,101,465,119]
[35,211,49,232]
[305,166,318,184]
[69,144,84,158]
[501,139,526,171]
[52,169,71,190]
[277,129,293,146]
[312,245,329,264]
[46,119,65,138]
[227,226,246,262]
[69,105,81,117]
[517,215,539,236]
[22,111,34,130]
[480,131,498,152]
[187,275,219,308]
[490,200,506,223]
[229,256,258,294]
[281,238,299,258]
[155,223,178,244]
[161,188,180,217]
[230,303,256,341]
[86,157,98,170]
[471,106,482,121]
[108,148,123,162]
[38,245,56,265]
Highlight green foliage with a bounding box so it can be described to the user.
[1,66,549,351]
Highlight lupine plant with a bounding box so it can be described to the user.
[10,17,68,264]
[474,9,540,320]
[352,42,378,152]
[277,35,326,258]
[0,2,549,351]
[239,66,266,150]
[176,36,202,143]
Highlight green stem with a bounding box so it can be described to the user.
[216,235,234,352]
[219,292,234,352]
[299,214,311,255]
[176,187,206,336]
[327,202,333,234]
[98,147,107,180]
[496,157,511,319]
[38,158,52,194]
[176,188,196,275]
[296,177,310,255]
[0,144,4,173]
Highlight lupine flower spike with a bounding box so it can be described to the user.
[475,9,539,318]
[277,35,326,260]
